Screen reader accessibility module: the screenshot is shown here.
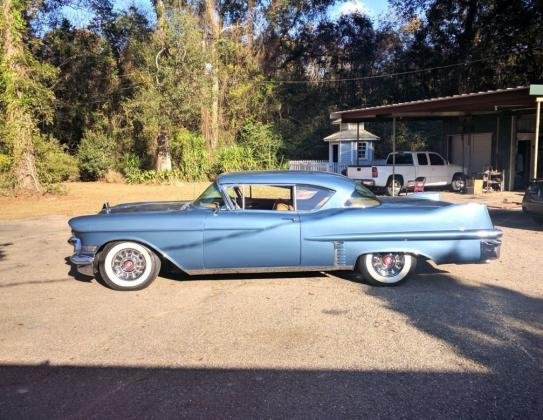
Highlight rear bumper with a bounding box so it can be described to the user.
[480,239,501,262]
[68,236,95,277]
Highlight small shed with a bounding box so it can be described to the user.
[324,121,380,172]
[288,121,380,173]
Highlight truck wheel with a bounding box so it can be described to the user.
[451,174,466,192]
[386,178,402,196]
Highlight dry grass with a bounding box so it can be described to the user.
[0,181,525,221]
[0,182,210,220]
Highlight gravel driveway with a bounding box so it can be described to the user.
[0,209,542,418]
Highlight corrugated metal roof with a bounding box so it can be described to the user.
[331,86,533,121]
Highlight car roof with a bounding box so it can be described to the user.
[217,170,355,192]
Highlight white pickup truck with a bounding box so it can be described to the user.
[347,151,467,195]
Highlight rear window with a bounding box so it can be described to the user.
[296,185,334,211]
[344,184,380,208]
[387,153,413,165]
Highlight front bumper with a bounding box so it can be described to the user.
[480,239,501,262]
[68,236,95,277]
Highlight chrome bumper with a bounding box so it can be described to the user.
[68,236,95,277]
[480,239,501,262]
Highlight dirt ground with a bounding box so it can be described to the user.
[0,184,541,418]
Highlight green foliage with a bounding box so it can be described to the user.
[77,130,115,181]
[213,145,260,174]
[35,135,79,184]
[118,153,142,180]
[124,168,185,184]
[237,121,282,169]
[170,130,211,181]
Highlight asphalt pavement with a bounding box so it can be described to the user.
[0,210,541,418]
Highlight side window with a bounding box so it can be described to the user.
[296,185,334,211]
[238,184,294,211]
[387,153,413,165]
[429,153,445,165]
[417,153,428,165]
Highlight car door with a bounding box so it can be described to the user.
[203,184,301,269]
[428,152,448,186]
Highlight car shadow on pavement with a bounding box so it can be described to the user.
[64,256,93,283]
[488,208,543,231]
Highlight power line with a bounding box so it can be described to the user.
[259,54,513,85]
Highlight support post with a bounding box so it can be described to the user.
[392,117,396,197]
[356,122,360,166]
[534,98,541,180]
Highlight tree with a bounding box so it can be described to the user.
[0,0,57,192]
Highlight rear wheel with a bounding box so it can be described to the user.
[451,174,467,192]
[98,241,161,291]
[386,178,402,196]
[358,253,416,286]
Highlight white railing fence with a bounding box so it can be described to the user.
[288,160,347,174]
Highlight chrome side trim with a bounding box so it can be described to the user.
[333,241,346,266]
[187,265,352,275]
[307,228,503,242]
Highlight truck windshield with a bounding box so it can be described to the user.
[192,183,225,208]
[344,184,380,208]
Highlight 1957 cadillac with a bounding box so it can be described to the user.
[68,171,502,291]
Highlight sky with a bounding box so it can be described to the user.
[60,0,391,29]
[328,0,390,20]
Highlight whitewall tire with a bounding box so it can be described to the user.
[359,253,416,286]
[98,241,161,291]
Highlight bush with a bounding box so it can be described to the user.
[170,129,211,181]
[77,130,115,181]
[213,145,259,174]
[237,120,282,169]
[35,135,79,184]
[124,168,184,184]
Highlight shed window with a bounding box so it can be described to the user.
[357,142,367,160]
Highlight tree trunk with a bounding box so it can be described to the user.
[204,0,220,149]
[1,0,42,192]
[155,130,172,171]
[152,0,172,170]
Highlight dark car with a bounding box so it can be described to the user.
[522,180,543,223]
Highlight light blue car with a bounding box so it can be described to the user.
[68,171,502,291]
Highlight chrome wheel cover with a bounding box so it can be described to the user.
[371,253,405,277]
[111,248,147,281]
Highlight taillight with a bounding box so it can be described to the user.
[372,166,378,178]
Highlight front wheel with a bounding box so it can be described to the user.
[98,241,161,291]
[358,253,416,286]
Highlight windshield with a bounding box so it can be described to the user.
[192,183,225,208]
[344,183,380,208]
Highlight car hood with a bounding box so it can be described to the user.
[100,201,190,214]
